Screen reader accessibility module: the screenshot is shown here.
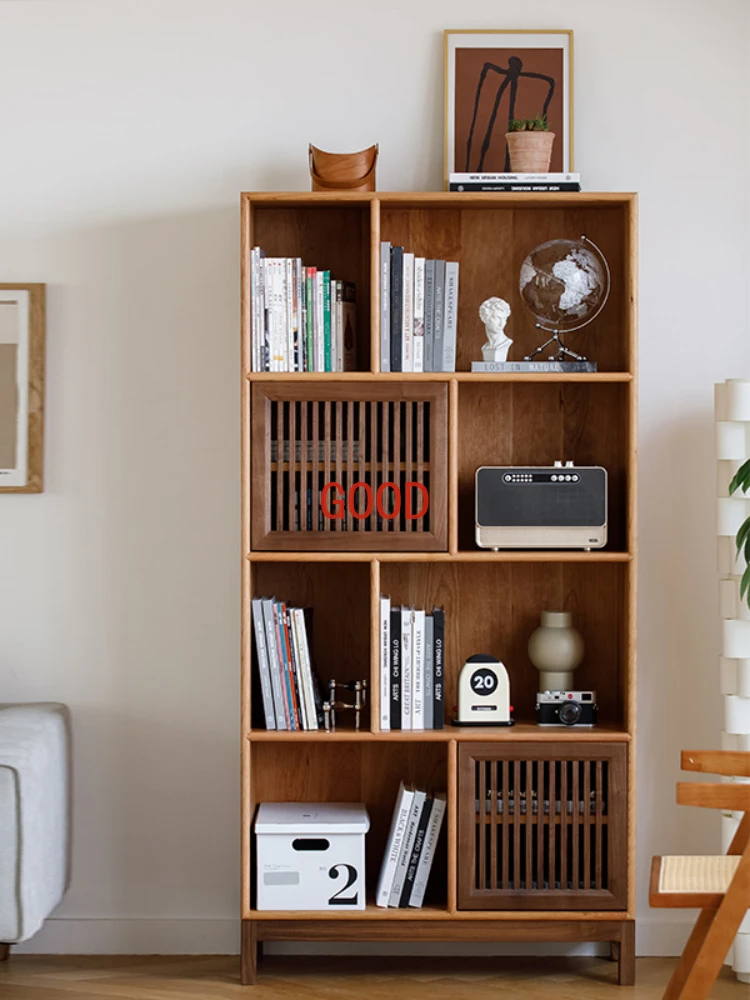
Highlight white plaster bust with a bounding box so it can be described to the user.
[478,297,513,362]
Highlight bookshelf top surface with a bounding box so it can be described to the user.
[242,191,637,209]
[247,724,631,743]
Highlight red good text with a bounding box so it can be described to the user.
[321,481,429,521]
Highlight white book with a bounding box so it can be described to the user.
[380,241,391,372]
[330,279,338,373]
[400,607,412,731]
[413,257,425,372]
[262,597,287,730]
[293,608,318,731]
[250,247,260,372]
[295,258,304,373]
[380,595,391,732]
[442,261,459,373]
[285,257,294,372]
[315,271,325,372]
[251,597,275,729]
[389,787,427,906]
[266,260,285,372]
[450,171,580,183]
[411,608,425,731]
[424,615,434,731]
[409,793,447,908]
[258,254,267,371]
[402,252,414,372]
[376,782,415,907]
[287,607,307,730]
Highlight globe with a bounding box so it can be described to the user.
[519,237,610,332]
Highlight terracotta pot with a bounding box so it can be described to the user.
[504,131,555,173]
[309,144,378,192]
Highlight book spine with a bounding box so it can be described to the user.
[380,595,391,732]
[389,789,426,906]
[424,259,435,372]
[334,281,343,372]
[285,257,294,372]
[342,282,357,372]
[376,783,414,907]
[413,257,425,373]
[401,252,414,372]
[259,253,268,372]
[305,267,315,372]
[251,598,276,729]
[432,260,446,372]
[250,246,259,372]
[263,598,288,729]
[390,247,404,372]
[442,262,459,373]
[401,607,412,731]
[380,242,391,372]
[449,182,581,192]
[389,606,401,730]
[293,608,318,731]
[329,279,338,373]
[315,271,325,372]
[450,171,581,182]
[277,602,299,729]
[323,270,332,372]
[432,607,445,729]
[424,614,434,731]
[412,608,425,731]
[295,258,304,372]
[285,606,306,729]
[409,795,446,907]
[399,795,433,907]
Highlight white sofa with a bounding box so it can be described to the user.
[0,704,71,957]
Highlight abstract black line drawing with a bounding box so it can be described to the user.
[464,56,555,172]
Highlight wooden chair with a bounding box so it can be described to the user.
[650,750,750,999]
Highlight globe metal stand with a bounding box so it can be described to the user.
[524,329,589,364]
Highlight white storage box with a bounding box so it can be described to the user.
[255,802,370,911]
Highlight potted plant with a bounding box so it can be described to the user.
[730,460,750,605]
[505,114,555,173]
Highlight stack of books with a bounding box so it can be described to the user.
[380,242,459,372]
[449,172,581,192]
[379,598,444,731]
[376,782,447,908]
[250,247,357,372]
[251,597,322,730]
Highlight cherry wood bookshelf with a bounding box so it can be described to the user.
[240,191,637,986]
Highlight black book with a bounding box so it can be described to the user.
[449,182,581,192]
[432,607,445,729]
[389,605,402,729]
[390,246,404,372]
[399,794,433,907]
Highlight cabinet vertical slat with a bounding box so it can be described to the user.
[325,401,333,532]
[346,401,355,533]
[275,401,285,531]
[405,400,413,533]
[596,760,604,890]
[478,761,486,891]
[513,760,521,890]
[489,759,498,891]
[501,760,509,890]
[416,401,424,533]
[561,760,568,890]
[358,400,366,529]
[299,401,308,532]
[381,401,390,533]
[370,400,379,535]
[393,401,401,531]
[572,762,580,891]
[548,759,556,891]
[287,401,296,532]
[311,400,319,532]
[536,759,544,890]
[583,761,591,891]
[525,761,533,889]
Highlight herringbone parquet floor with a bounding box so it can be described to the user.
[1,956,749,999]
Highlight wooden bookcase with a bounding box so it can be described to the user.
[240,191,637,986]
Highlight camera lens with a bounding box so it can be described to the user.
[558,700,582,726]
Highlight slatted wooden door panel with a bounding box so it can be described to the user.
[251,382,448,551]
[458,742,627,910]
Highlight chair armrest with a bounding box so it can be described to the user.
[682,750,750,778]
[677,781,750,811]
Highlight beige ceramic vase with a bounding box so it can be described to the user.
[505,131,555,173]
[528,610,584,692]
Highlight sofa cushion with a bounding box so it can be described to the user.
[0,704,71,943]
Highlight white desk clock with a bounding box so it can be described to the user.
[453,654,514,727]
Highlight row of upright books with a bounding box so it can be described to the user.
[251,597,322,730]
[376,781,446,908]
[379,598,444,731]
[379,243,459,372]
[249,247,357,372]
[449,171,582,192]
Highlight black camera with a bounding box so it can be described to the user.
[536,690,598,727]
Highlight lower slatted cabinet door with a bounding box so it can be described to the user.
[457,742,627,910]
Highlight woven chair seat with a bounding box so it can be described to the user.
[659,855,740,894]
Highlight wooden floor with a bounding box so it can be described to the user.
[1,956,749,999]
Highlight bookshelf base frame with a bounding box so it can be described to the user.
[240,916,635,986]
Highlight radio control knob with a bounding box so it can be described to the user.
[504,474,511,482]
[551,475,557,481]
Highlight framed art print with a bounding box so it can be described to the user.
[444,30,574,184]
[0,284,45,492]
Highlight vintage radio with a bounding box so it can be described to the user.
[475,464,607,550]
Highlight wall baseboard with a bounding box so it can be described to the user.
[12,915,695,957]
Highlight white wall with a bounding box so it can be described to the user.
[1,0,748,956]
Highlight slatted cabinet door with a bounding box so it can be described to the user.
[251,382,448,551]
[458,742,627,911]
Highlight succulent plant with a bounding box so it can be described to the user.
[730,458,750,607]
[507,114,551,132]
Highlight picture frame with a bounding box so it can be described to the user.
[0,284,45,493]
[444,29,574,186]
